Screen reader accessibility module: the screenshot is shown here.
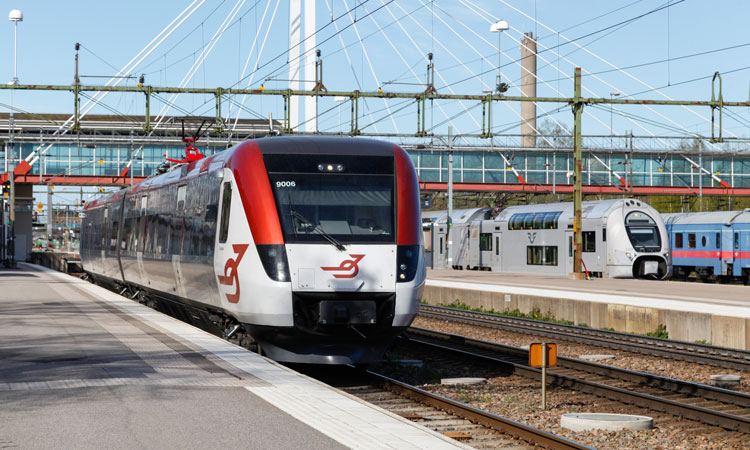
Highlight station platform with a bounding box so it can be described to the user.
[0,264,466,450]
[425,269,750,350]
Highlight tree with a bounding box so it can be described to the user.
[537,119,573,149]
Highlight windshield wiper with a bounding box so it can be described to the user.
[289,209,347,252]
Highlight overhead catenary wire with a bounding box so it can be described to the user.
[24,0,207,168]
[493,0,739,145]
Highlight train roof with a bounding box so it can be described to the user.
[83,136,403,211]
[663,210,750,225]
[253,135,397,156]
[495,198,653,222]
[422,208,491,224]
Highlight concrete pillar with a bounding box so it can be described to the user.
[521,32,537,148]
[303,0,316,132]
[288,0,301,131]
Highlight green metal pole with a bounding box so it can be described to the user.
[215,88,223,132]
[573,67,584,279]
[144,86,152,132]
[73,83,80,132]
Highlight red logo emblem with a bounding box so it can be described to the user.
[321,254,365,279]
[217,244,249,303]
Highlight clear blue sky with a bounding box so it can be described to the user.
[5,0,750,141]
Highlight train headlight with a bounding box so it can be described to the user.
[626,251,633,260]
[397,245,420,283]
[317,163,345,172]
[256,244,290,282]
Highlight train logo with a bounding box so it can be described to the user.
[321,254,366,278]
[527,232,537,244]
[217,243,249,303]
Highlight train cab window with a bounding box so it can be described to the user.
[219,182,232,244]
[688,233,696,248]
[675,233,683,248]
[736,232,740,250]
[582,231,596,252]
[701,236,707,247]
[479,233,492,251]
[716,233,720,249]
[624,211,661,252]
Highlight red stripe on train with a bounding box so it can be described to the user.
[226,141,284,245]
[672,250,750,259]
[394,144,421,245]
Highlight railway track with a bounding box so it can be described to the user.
[327,369,593,450]
[419,304,750,371]
[404,326,750,433]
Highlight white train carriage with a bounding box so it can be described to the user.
[81,136,426,365]
[427,199,670,278]
[422,208,491,269]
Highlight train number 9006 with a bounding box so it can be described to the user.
[275,181,296,188]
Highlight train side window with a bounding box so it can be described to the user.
[479,233,492,251]
[688,233,696,249]
[527,246,557,266]
[110,221,119,252]
[602,228,606,242]
[701,236,707,247]
[495,236,499,256]
[568,236,573,257]
[716,233,720,249]
[219,182,232,244]
[736,232,740,250]
[582,231,595,252]
[675,233,683,248]
[177,185,187,211]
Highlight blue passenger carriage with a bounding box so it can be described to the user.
[664,210,750,283]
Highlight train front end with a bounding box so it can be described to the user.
[607,200,671,279]
[219,137,425,364]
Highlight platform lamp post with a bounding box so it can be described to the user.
[6,8,21,267]
[490,20,509,94]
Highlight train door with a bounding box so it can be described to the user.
[451,223,471,269]
[491,223,502,271]
[721,227,734,276]
[478,221,494,270]
[423,222,434,269]
[468,221,480,269]
[565,229,574,274]
[434,225,448,269]
[172,184,188,298]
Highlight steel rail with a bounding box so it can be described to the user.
[419,304,750,371]
[366,370,593,450]
[405,327,750,433]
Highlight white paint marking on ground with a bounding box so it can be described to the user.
[32,265,467,450]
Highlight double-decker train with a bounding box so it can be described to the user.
[424,199,671,279]
[80,136,426,364]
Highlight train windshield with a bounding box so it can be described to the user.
[624,211,661,251]
[266,154,394,244]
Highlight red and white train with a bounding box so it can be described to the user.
[80,136,425,364]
